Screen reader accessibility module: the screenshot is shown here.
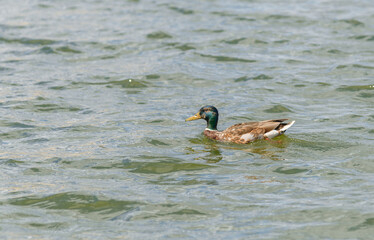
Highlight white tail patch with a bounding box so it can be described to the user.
[279,120,295,132]
[264,120,295,139]
[263,130,279,139]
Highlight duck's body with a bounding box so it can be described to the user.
[186,106,295,144]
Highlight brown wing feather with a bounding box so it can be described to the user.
[223,119,287,137]
[263,119,288,123]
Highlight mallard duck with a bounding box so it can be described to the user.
[186,105,295,144]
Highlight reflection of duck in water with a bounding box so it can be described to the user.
[186,105,295,144]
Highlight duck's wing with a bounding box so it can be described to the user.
[224,119,287,134]
[222,119,291,143]
[262,119,289,123]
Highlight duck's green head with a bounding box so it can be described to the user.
[185,105,219,130]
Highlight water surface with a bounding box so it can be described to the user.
[1,0,374,239]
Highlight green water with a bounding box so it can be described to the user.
[1,0,374,239]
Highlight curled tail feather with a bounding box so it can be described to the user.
[264,120,295,139]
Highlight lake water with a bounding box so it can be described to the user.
[1,0,374,239]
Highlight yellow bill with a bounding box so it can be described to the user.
[185,112,201,121]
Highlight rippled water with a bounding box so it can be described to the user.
[1,0,374,239]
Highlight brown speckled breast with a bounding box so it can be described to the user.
[203,130,222,141]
